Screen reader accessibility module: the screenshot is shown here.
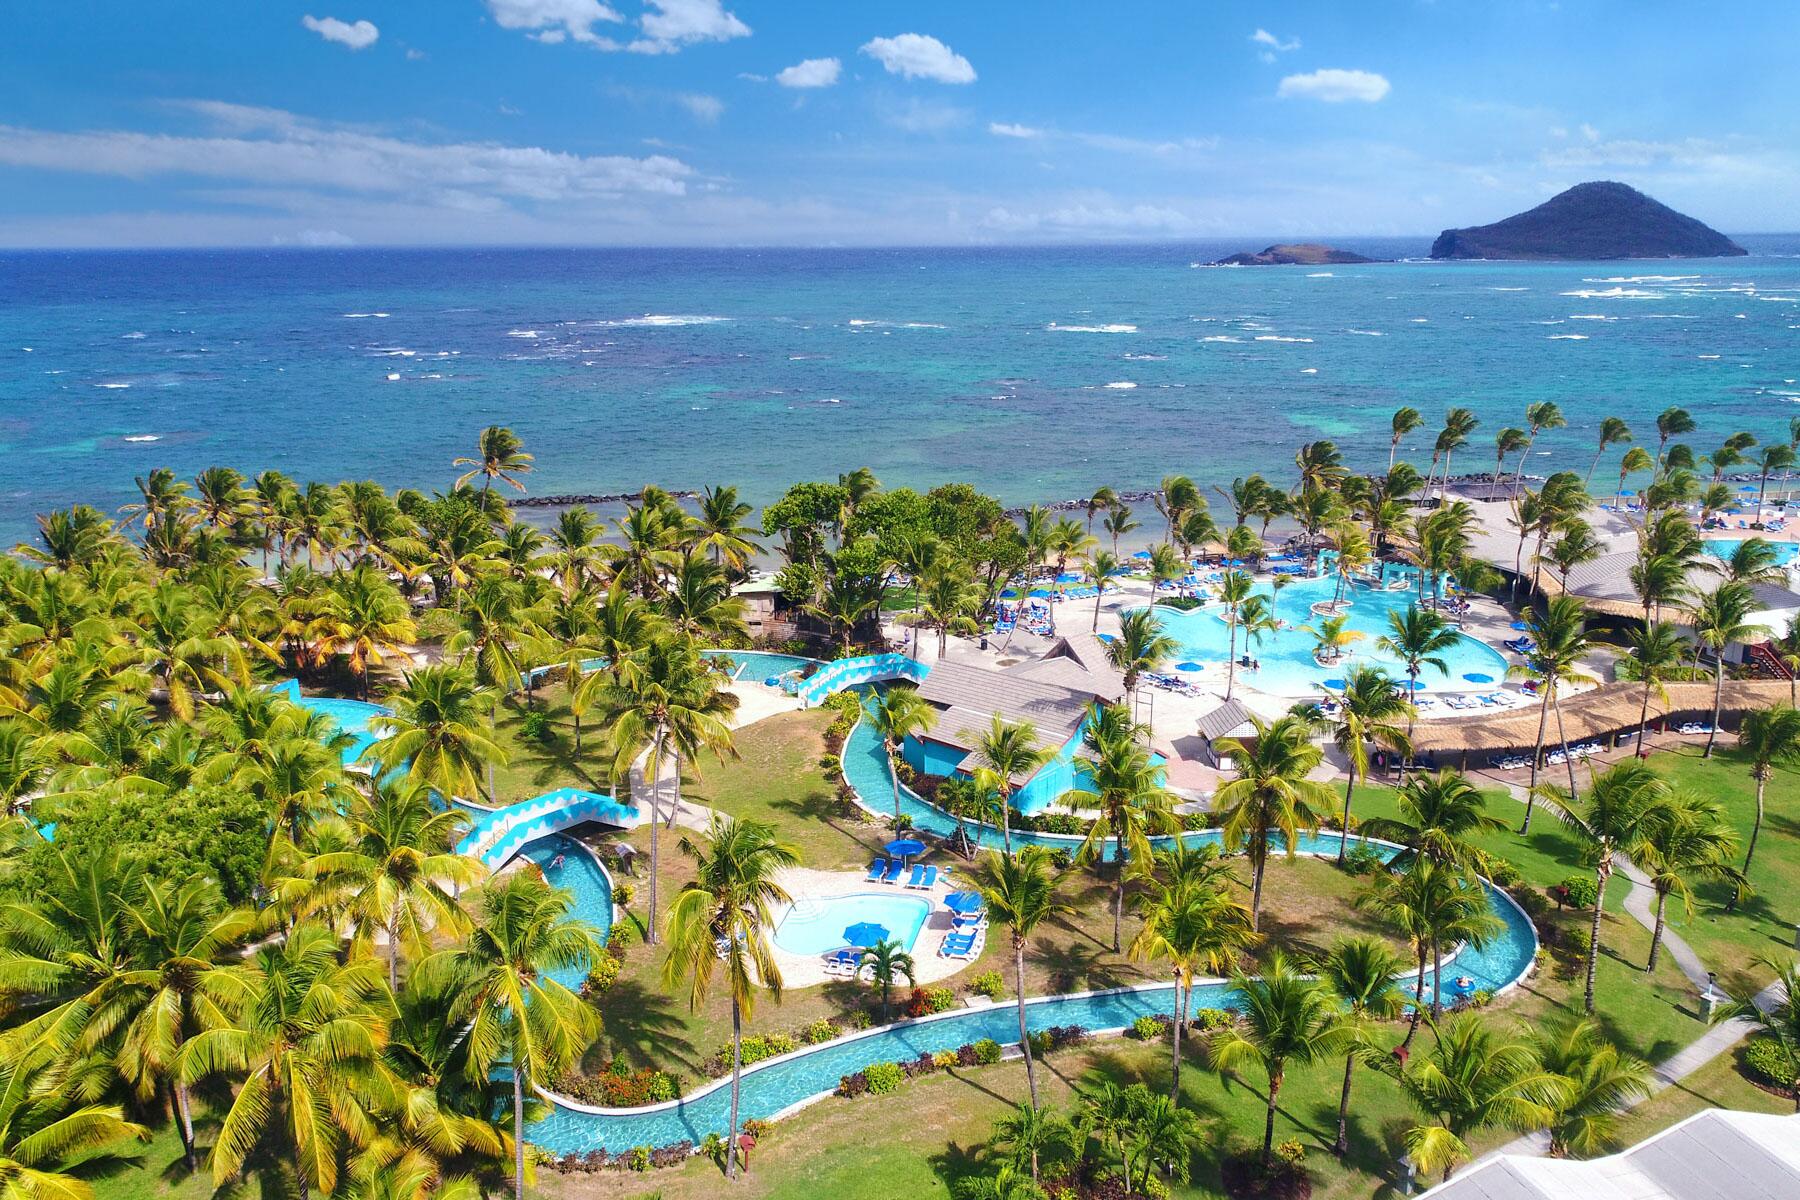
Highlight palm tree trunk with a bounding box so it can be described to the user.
[1093,591,1103,632]
[646,732,664,945]
[512,1066,527,1200]
[1430,935,1443,1020]
[1112,829,1125,952]
[1637,677,1654,756]
[387,910,401,991]
[1522,689,1552,832]
[727,999,743,1179]
[1015,938,1038,1109]
[1553,690,1578,796]
[1000,789,1013,857]
[174,1081,198,1170]
[1337,772,1358,864]
[1648,889,1668,971]
[1226,617,1239,701]
[1403,947,1427,1048]
[1744,776,1767,875]
[1262,1070,1283,1164]
[1335,1053,1356,1156]
[889,744,903,824]
[1249,850,1265,932]
[1584,863,1607,1014]
[1705,660,1725,757]
[1170,977,1185,1101]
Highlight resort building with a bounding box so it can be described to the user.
[1193,698,1259,770]
[902,633,1126,814]
[1418,1108,1800,1200]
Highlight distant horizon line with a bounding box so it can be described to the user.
[2,233,1796,255]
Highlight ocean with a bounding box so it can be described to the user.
[3,238,1798,548]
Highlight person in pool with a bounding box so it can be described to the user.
[549,853,565,870]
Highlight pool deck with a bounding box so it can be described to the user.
[767,866,982,988]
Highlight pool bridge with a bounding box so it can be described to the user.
[454,788,641,871]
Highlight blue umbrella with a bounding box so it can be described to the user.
[1463,672,1494,684]
[885,837,926,858]
[1322,678,1347,691]
[842,922,890,948]
[1132,549,1153,560]
[1028,587,1052,598]
[1176,661,1204,672]
[944,891,984,914]
[1510,620,1529,631]
[1397,679,1426,693]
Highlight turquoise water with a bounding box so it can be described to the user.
[517,675,1538,1153]
[8,243,1800,549]
[289,694,391,765]
[772,892,933,956]
[516,834,615,991]
[1703,537,1799,566]
[1139,574,1509,696]
[705,650,816,683]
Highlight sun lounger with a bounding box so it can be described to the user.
[907,865,938,890]
[882,859,906,884]
[906,864,926,888]
[866,859,888,882]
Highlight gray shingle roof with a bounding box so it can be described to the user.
[1196,698,1257,742]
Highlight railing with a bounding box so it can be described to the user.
[456,788,641,870]
[792,652,929,706]
[1748,641,1793,681]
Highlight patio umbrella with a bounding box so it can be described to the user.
[944,891,984,914]
[1322,678,1347,691]
[842,922,890,948]
[1132,549,1153,560]
[885,837,926,859]
[1397,679,1426,693]
[1176,662,1204,672]
[1510,620,1529,631]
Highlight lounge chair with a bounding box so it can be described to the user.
[907,865,938,889]
[941,932,976,957]
[882,859,907,884]
[906,864,926,888]
[866,859,888,883]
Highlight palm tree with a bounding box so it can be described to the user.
[1083,550,1122,631]
[1510,595,1599,823]
[1360,857,1499,1037]
[856,936,915,1023]
[1634,790,1741,972]
[1390,1013,1567,1182]
[1531,1017,1651,1156]
[313,564,418,698]
[663,815,799,1177]
[1690,581,1767,757]
[1366,769,1506,871]
[1654,405,1696,467]
[1154,475,1200,544]
[1213,715,1333,931]
[990,1101,1077,1185]
[179,921,391,1197]
[1207,953,1339,1165]
[691,484,763,574]
[1131,874,1254,1100]
[436,873,602,1200]
[1102,505,1139,556]
[1389,406,1424,473]
[1711,955,1800,1112]
[1512,401,1566,492]
[0,1047,149,1200]
[868,687,935,823]
[1217,569,1256,701]
[973,717,1051,856]
[452,426,534,493]
[1304,613,1363,664]
[1736,704,1800,879]
[1321,936,1407,1156]
[431,576,533,796]
[918,563,979,657]
[1774,617,1800,707]
[1105,608,1177,721]
[370,665,504,803]
[1377,607,1458,768]
[1085,486,1119,534]
[95,877,252,1170]
[1586,417,1633,488]
[1069,711,1176,951]
[1616,621,1687,755]
[0,722,46,818]
[1616,445,1655,508]
[1315,666,1412,863]
[978,847,1068,1109]
[1755,446,1796,517]
[294,775,481,988]
[1530,761,1673,1013]
[592,636,738,943]
[1044,518,1096,633]
[1494,427,1530,489]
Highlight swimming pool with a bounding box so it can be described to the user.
[703,650,817,684]
[1703,537,1799,567]
[773,892,932,956]
[289,693,391,766]
[1137,575,1509,696]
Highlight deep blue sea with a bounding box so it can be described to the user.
[3,238,1799,547]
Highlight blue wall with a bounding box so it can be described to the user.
[904,733,969,778]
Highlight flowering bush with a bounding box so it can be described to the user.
[552,1065,680,1108]
[904,986,958,1017]
[969,970,1006,1000]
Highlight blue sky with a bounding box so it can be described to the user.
[3,2,1795,246]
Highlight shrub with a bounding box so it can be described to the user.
[956,1043,981,1067]
[1131,1015,1168,1041]
[1193,1007,1236,1030]
[1557,874,1600,909]
[611,881,634,907]
[802,1018,840,1045]
[890,813,915,832]
[648,1141,691,1168]
[626,1146,651,1172]
[1274,1139,1307,1167]
[1744,1037,1797,1091]
[818,753,842,775]
[904,986,957,1017]
[970,970,1006,1000]
[742,1119,770,1141]
[552,1066,680,1108]
[1048,849,1074,871]
[973,1038,1003,1065]
[1341,844,1387,876]
[1484,859,1523,888]
[608,920,639,950]
[1155,595,1205,611]
[932,1049,960,1069]
[863,1061,905,1095]
[835,1071,869,1098]
[843,1010,873,1032]
[582,955,621,998]
[519,709,554,743]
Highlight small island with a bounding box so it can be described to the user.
[1211,242,1380,266]
[1430,180,1746,260]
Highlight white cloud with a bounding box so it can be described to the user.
[1541,136,1726,168]
[774,57,840,89]
[881,98,969,133]
[629,0,750,54]
[989,122,1042,139]
[301,15,379,50]
[982,201,1195,237]
[1277,69,1390,103]
[484,0,623,47]
[674,92,724,122]
[0,103,693,208]
[287,228,356,246]
[1580,122,1600,142]
[1250,28,1300,52]
[859,33,976,84]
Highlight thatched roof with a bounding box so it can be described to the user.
[1409,680,1790,756]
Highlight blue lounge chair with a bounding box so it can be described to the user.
[882,859,906,884]
[909,865,938,890]
[866,859,887,882]
[906,864,926,888]
[942,933,975,956]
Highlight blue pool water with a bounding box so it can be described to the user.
[773,892,932,956]
[519,677,1538,1153]
[1139,575,1509,696]
[516,834,616,990]
[704,650,817,683]
[290,694,391,765]
[1703,537,1799,566]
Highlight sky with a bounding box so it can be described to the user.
[3,2,1797,248]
